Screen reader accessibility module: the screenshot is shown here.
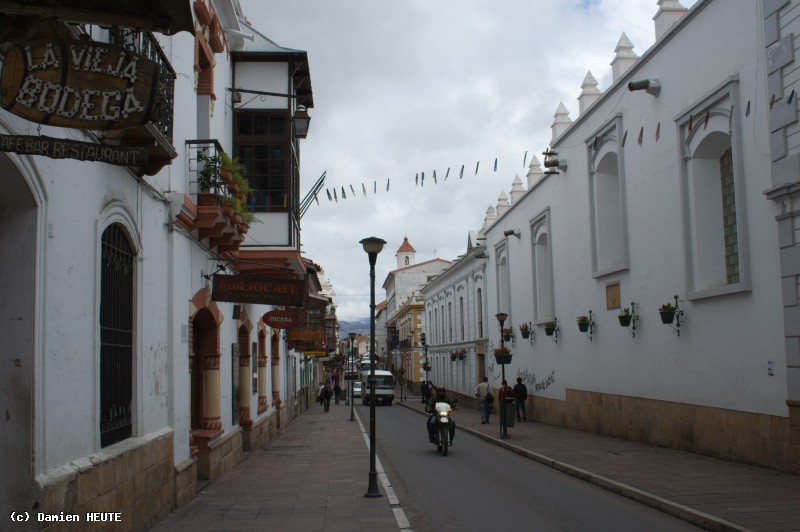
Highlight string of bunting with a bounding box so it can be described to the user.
[320,148,533,203]
[321,97,766,204]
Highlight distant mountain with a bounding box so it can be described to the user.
[338,318,370,339]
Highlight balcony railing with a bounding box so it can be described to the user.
[108,28,175,143]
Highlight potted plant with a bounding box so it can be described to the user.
[502,327,513,341]
[544,321,556,336]
[493,345,512,365]
[196,151,221,193]
[450,350,458,362]
[519,322,531,339]
[659,302,676,324]
[422,362,431,372]
[577,315,590,333]
[618,308,632,327]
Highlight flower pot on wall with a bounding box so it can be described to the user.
[494,353,512,365]
[545,326,555,336]
[578,322,589,333]
[618,314,632,327]
[659,310,675,324]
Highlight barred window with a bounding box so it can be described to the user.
[100,224,134,447]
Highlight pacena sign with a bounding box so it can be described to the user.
[0,39,161,131]
[262,310,299,330]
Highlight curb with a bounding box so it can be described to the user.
[396,401,750,532]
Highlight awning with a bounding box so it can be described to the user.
[0,0,194,35]
[234,249,306,280]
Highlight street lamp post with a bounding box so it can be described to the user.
[360,236,385,499]
[495,312,510,440]
[348,332,357,421]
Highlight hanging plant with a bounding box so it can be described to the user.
[544,321,557,336]
[518,322,531,339]
[659,302,676,324]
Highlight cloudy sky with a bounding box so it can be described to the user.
[239,0,698,320]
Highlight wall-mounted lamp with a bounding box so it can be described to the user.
[503,229,521,238]
[293,105,311,139]
[543,156,567,173]
[627,78,661,97]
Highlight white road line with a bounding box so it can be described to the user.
[355,410,412,531]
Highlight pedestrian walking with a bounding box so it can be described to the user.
[333,382,342,405]
[420,380,429,404]
[513,377,528,421]
[322,383,333,412]
[473,377,492,424]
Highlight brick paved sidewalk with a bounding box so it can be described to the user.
[397,396,800,532]
[152,403,400,532]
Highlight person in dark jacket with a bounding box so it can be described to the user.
[513,377,528,421]
[426,387,456,445]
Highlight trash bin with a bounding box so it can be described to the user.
[503,398,516,427]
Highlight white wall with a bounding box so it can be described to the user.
[481,0,786,416]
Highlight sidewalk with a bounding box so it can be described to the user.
[151,402,402,532]
[399,394,800,532]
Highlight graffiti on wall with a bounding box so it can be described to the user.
[516,369,556,392]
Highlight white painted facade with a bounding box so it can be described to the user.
[467,0,795,471]
[421,246,488,397]
[0,1,321,523]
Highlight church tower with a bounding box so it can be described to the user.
[396,237,416,269]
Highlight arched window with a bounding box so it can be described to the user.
[100,224,135,447]
[679,80,748,299]
[531,211,554,321]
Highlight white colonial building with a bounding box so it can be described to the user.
[474,0,798,474]
[0,1,331,528]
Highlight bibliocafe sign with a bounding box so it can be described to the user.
[0,39,161,131]
[211,274,305,307]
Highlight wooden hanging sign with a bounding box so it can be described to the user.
[0,38,161,131]
[0,134,148,167]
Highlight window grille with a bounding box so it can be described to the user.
[100,224,134,447]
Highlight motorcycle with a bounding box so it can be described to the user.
[431,402,454,456]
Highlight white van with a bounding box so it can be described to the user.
[360,369,395,406]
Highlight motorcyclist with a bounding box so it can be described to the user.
[426,386,457,445]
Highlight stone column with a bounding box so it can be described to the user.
[202,352,221,430]
[238,343,253,427]
[258,332,268,414]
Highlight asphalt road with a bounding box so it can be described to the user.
[363,403,702,532]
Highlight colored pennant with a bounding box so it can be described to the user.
[341,186,346,199]
[493,158,498,172]
[460,165,464,178]
[362,183,367,197]
[445,167,450,180]
[334,189,338,202]
[433,170,437,184]
[475,161,480,175]
[655,123,660,142]
[350,184,356,196]
[637,127,643,146]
